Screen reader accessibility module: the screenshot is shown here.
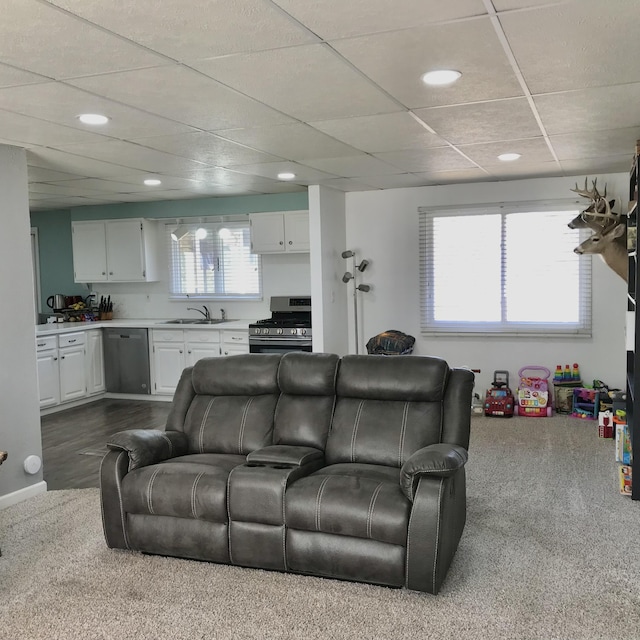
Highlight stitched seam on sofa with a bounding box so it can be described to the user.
[191,471,205,519]
[315,476,331,531]
[226,466,236,565]
[159,432,173,458]
[146,468,161,515]
[405,490,415,587]
[438,368,447,441]
[366,483,384,539]
[350,400,365,463]
[452,448,466,466]
[281,475,288,570]
[432,478,445,593]
[238,397,255,454]
[398,402,409,467]
[199,398,216,453]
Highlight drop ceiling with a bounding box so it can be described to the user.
[1,0,637,211]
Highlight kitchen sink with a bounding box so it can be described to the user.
[158,318,232,325]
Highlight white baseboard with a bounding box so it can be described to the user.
[0,481,48,510]
[104,392,172,402]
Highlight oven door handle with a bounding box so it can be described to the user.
[249,338,313,347]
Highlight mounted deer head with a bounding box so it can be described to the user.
[568,177,628,282]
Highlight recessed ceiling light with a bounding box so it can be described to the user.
[78,113,109,125]
[421,70,462,86]
[144,178,162,186]
[277,172,296,180]
[498,153,522,162]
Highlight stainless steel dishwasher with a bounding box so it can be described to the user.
[103,327,151,394]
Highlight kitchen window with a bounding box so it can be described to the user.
[418,202,591,336]
[167,218,261,300]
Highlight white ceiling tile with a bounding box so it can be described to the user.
[43,178,153,193]
[0,0,168,79]
[27,166,82,182]
[191,44,400,121]
[229,161,337,182]
[535,84,640,135]
[560,154,633,177]
[271,0,486,39]
[357,174,433,189]
[550,127,640,162]
[215,124,360,160]
[414,98,542,145]
[0,82,198,138]
[315,178,377,192]
[486,161,563,179]
[493,0,564,9]
[29,182,108,197]
[131,132,283,166]
[0,109,109,147]
[68,65,296,131]
[501,0,640,93]
[94,175,212,190]
[332,18,523,109]
[51,139,212,174]
[0,63,48,88]
[374,147,477,172]
[26,147,150,178]
[301,154,401,178]
[411,168,491,185]
[309,112,446,153]
[46,0,319,60]
[456,137,556,167]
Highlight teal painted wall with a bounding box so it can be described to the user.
[30,208,87,310]
[30,192,309,309]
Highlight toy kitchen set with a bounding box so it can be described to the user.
[41,293,113,324]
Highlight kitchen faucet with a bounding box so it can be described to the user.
[187,305,211,320]
[220,308,226,321]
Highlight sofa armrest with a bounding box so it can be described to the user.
[400,443,468,501]
[246,445,323,467]
[106,429,188,472]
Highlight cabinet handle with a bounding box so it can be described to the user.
[225,351,229,355]
[279,241,283,245]
[37,342,45,347]
[102,272,106,275]
[188,350,191,354]
[68,339,76,343]
[179,350,183,354]
[54,357,58,361]
[109,272,114,275]
[61,356,65,359]
[231,336,242,341]
[289,241,292,245]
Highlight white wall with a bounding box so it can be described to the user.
[345,174,628,393]
[308,185,349,354]
[0,145,45,504]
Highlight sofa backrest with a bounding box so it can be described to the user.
[273,352,339,450]
[167,354,282,455]
[325,355,473,467]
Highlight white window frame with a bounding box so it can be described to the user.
[166,217,262,301]
[418,200,592,337]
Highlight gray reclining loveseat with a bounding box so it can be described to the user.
[100,352,474,594]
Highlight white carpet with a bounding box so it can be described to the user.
[1,415,640,639]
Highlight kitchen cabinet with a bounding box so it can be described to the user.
[72,218,159,283]
[36,333,87,408]
[250,210,309,254]
[151,329,221,395]
[85,329,105,395]
[221,330,250,356]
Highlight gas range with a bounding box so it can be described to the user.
[249,296,312,352]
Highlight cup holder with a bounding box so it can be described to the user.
[272,464,294,470]
[244,463,265,468]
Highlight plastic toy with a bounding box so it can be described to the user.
[571,387,599,419]
[484,370,515,417]
[515,366,553,417]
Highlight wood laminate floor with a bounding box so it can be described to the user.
[40,399,172,490]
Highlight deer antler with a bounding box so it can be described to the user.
[571,177,605,201]
[581,197,623,229]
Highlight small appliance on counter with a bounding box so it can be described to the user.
[46,294,66,312]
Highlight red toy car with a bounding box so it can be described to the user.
[484,370,515,417]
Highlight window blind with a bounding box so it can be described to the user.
[418,201,592,336]
[166,218,261,300]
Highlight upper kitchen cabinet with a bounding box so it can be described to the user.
[250,210,309,254]
[71,219,159,283]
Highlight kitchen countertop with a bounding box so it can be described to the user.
[35,318,253,337]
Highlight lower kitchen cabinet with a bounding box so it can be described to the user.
[221,330,250,356]
[85,329,105,395]
[36,332,87,409]
[151,329,222,395]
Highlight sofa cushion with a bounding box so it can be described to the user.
[121,453,246,522]
[285,463,410,546]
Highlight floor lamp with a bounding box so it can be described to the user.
[342,250,371,354]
